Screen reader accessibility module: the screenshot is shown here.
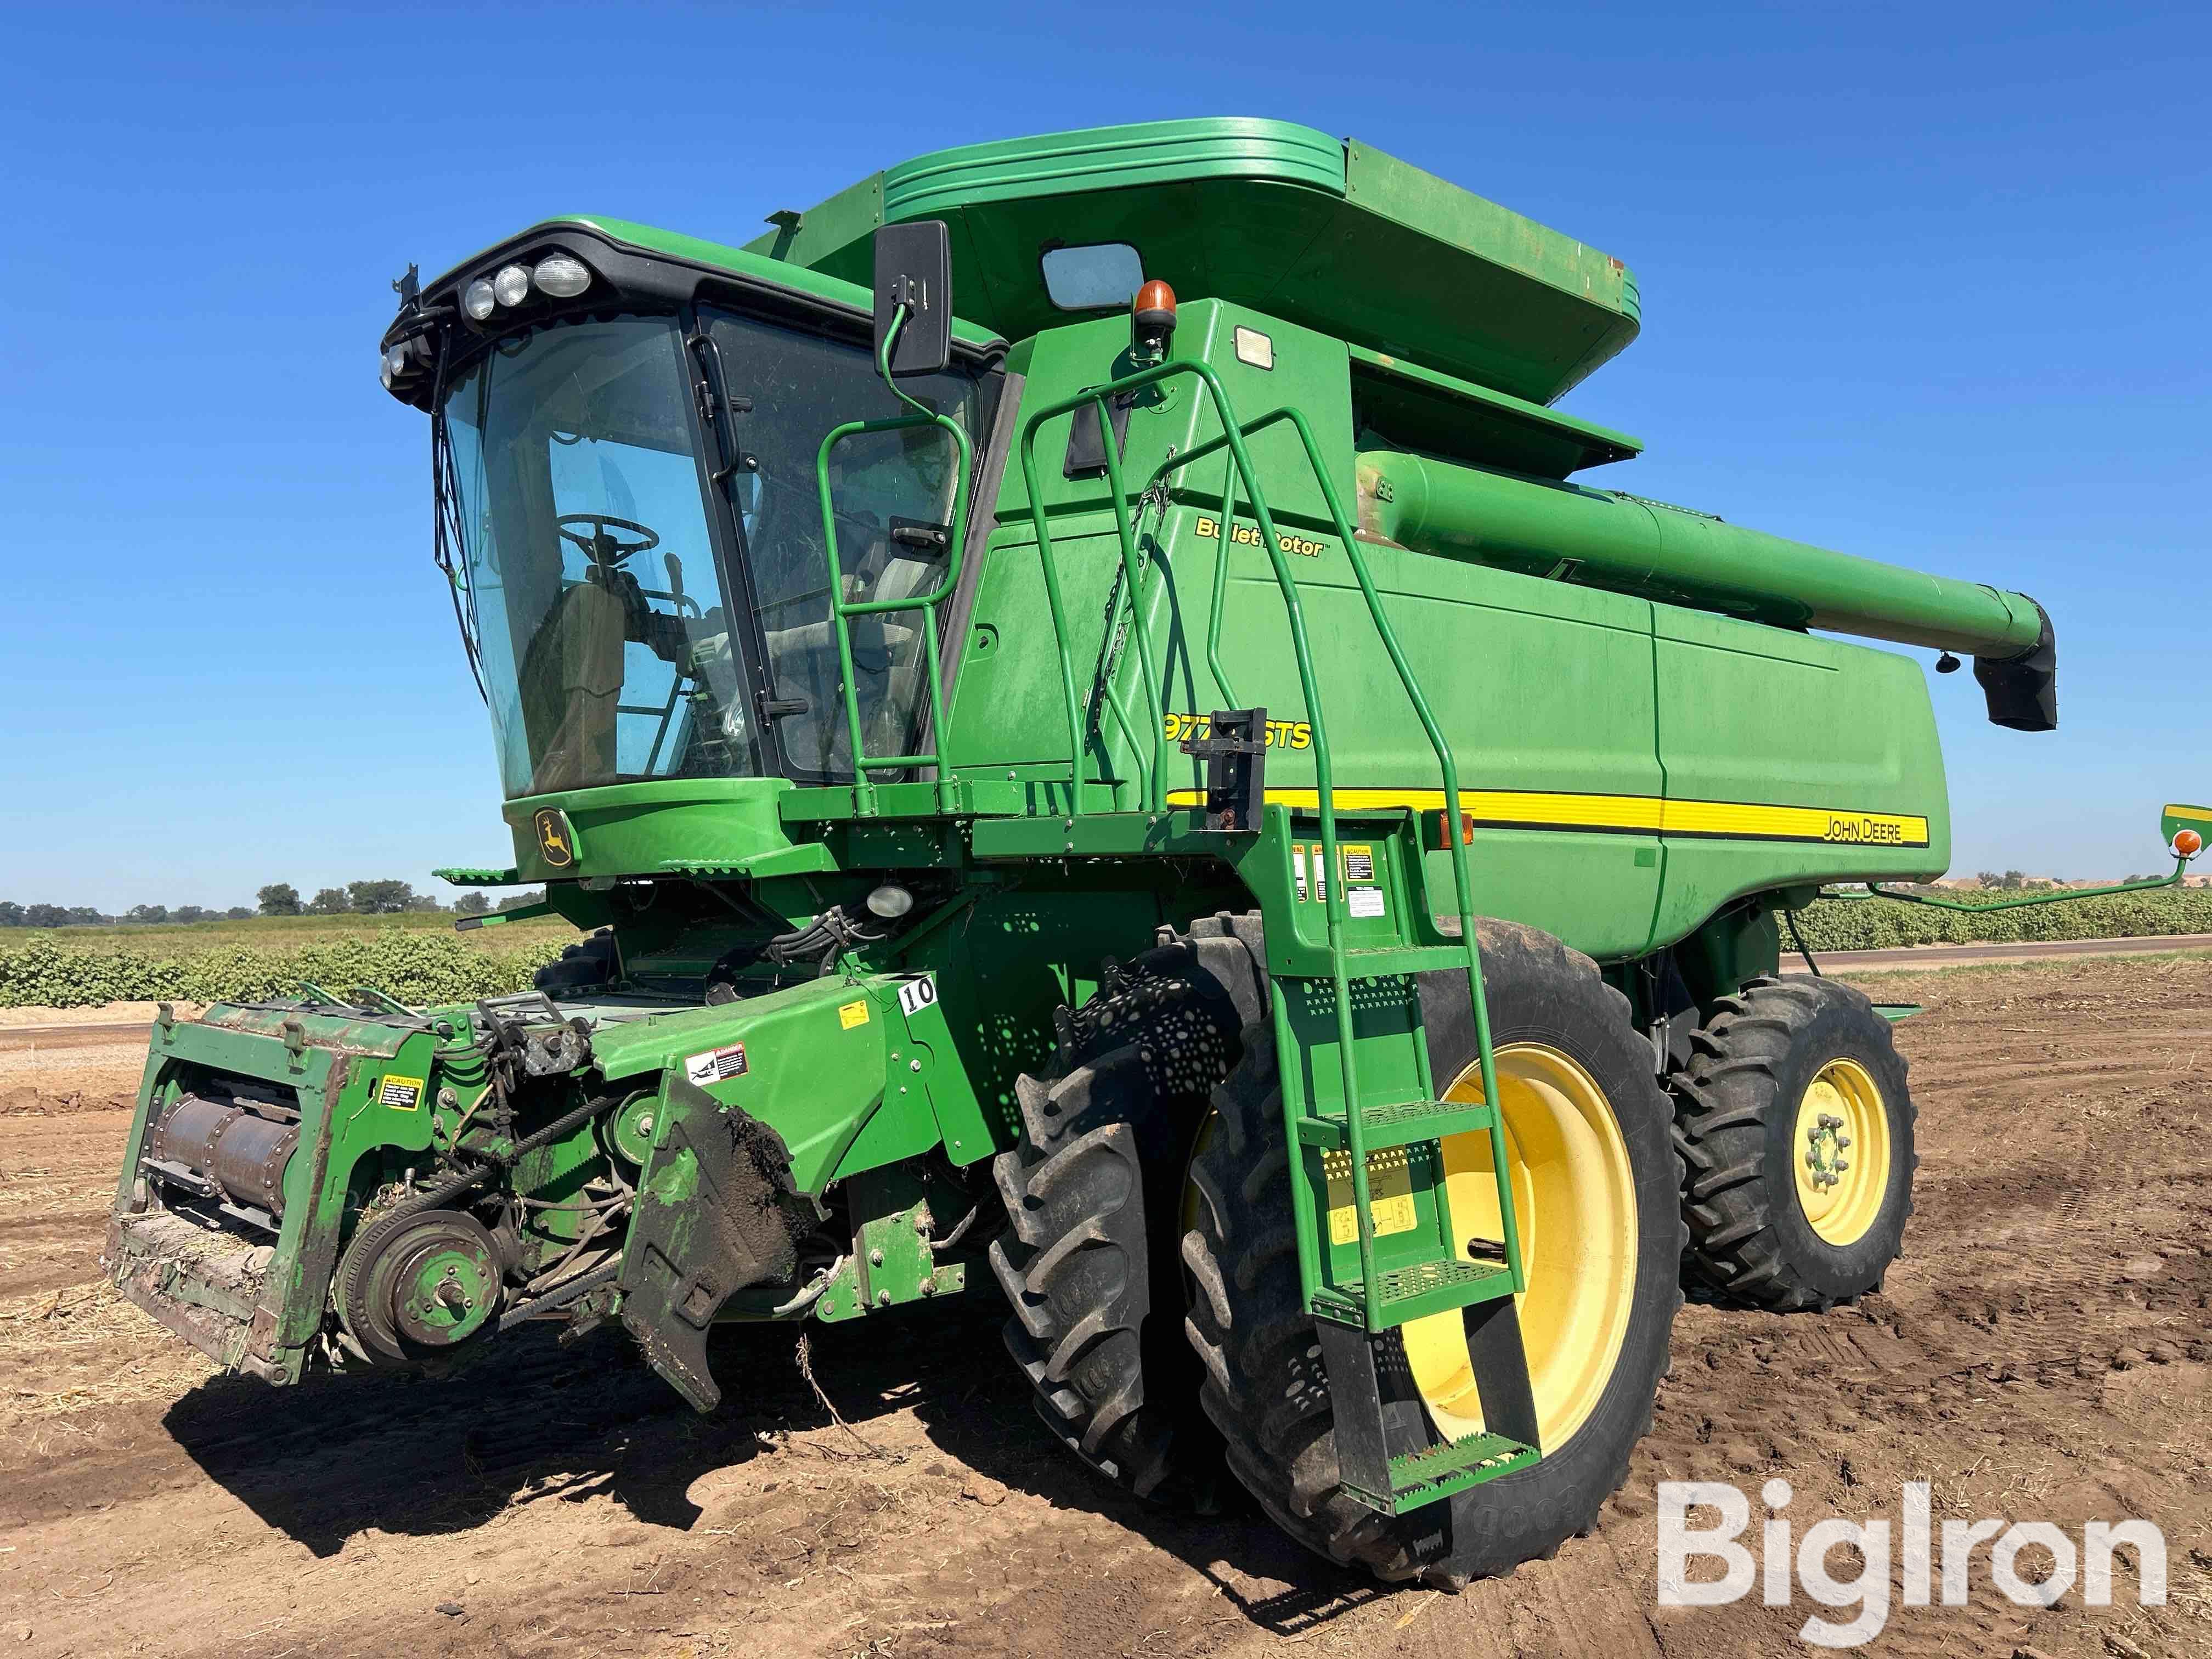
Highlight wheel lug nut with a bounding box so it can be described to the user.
[1835,1135,1851,1149]
[1833,1159,1849,1172]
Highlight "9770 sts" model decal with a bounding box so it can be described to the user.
[1163,712,1312,750]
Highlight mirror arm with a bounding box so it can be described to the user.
[875,304,939,421]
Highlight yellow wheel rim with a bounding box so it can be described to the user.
[1400,1043,1638,1454]
[1791,1058,1891,1246]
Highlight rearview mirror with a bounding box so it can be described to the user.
[873,221,952,378]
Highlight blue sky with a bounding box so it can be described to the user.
[3,3,2204,911]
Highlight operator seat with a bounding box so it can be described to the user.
[518,576,627,792]
[758,527,938,775]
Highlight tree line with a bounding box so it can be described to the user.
[0,881,544,928]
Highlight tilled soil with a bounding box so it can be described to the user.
[1,956,2207,1658]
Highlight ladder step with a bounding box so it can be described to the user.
[1338,1431,1541,1517]
[1312,1256,1517,1330]
[1296,1098,1494,1151]
[1280,944,1474,979]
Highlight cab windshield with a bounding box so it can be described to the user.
[442,309,999,798]
[445,315,749,796]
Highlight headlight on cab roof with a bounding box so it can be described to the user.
[463,278,497,321]
[533,254,591,297]
[492,264,531,308]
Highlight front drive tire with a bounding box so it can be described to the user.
[987,924,1263,1506]
[1182,918,1685,1587]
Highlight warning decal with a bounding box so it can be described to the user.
[839,1000,870,1030]
[379,1074,425,1110]
[684,1043,749,1086]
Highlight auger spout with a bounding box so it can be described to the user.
[1356,450,2057,730]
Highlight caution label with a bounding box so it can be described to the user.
[1324,1147,1417,1246]
[684,1043,749,1086]
[378,1074,425,1111]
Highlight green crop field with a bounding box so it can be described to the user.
[0,912,578,1009]
[4,889,2205,1008]
[1792,886,2212,952]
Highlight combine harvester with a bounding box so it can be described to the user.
[108,120,2205,1586]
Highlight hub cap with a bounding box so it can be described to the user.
[1792,1058,1891,1246]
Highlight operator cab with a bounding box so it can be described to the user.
[385,228,1003,799]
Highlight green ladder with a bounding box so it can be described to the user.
[811,304,977,817]
[1008,364,1541,1516]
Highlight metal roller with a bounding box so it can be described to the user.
[148,1093,299,1217]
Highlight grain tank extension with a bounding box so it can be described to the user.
[108,118,2189,1594]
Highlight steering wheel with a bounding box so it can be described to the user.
[557,514,659,566]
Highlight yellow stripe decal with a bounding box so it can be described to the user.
[1160,787,1928,848]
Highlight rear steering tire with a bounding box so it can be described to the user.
[1182,917,1685,1586]
[1670,976,1917,1311]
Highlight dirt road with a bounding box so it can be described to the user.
[2,956,2207,1658]
[1787,934,2212,972]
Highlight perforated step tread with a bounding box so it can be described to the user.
[1338,1430,1539,1515]
[1296,1097,1495,1151]
[1277,944,1476,980]
[1311,1256,1516,1330]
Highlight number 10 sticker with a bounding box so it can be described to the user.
[898,976,938,1018]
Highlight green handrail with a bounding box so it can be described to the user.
[812,307,974,816]
[1204,449,1243,710]
[1155,403,1522,1293]
[1016,359,1525,1319]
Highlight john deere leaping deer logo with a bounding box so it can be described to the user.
[533,808,576,870]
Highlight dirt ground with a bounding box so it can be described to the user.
[1,956,2207,1658]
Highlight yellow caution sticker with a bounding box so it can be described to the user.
[1323,1147,1418,1246]
[379,1074,425,1111]
[838,1000,870,1030]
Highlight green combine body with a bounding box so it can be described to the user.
[107,117,2127,1585]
